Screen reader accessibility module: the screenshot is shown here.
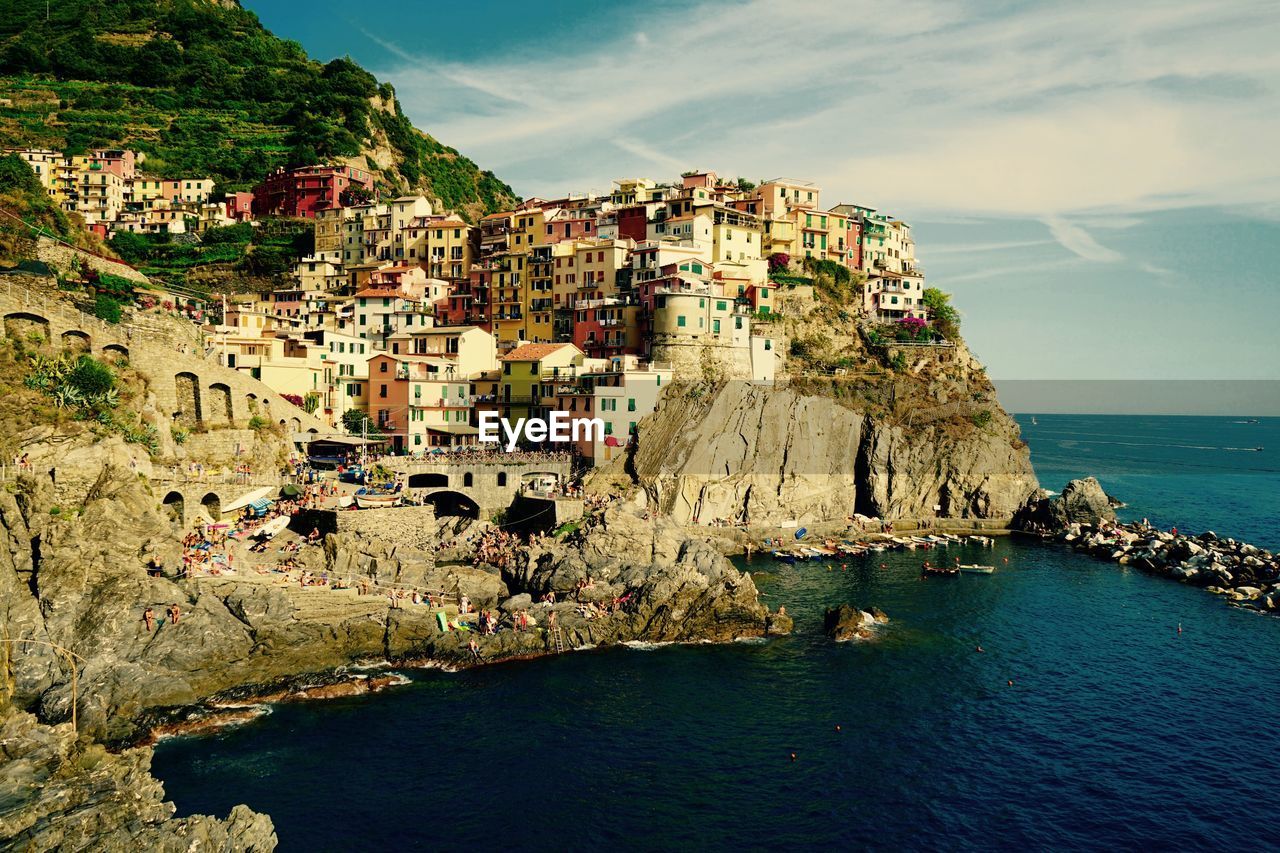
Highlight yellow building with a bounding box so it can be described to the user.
[498,342,585,422]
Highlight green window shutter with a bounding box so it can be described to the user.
[627,398,636,411]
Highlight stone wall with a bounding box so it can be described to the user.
[650,337,753,380]
[35,236,149,285]
[331,505,439,550]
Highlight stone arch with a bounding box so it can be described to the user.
[422,490,479,518]
[307,428,318,434]
[289,417,301,433]
[496,471,508,487]
[174,372,202,426]
[200,491,221,520]
[208,382,233,424]
[408,472,449,488]
[463,472,474,488]
[162,490,185,525]
[245,392,258,414]
[4,311,50,345]
[60,329,91,353]
[102,343,129,361]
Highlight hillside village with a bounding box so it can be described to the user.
[4,148,956,465]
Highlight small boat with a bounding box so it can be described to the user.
[968,535,994,547]
[1031,416,1038,425]
[922,565,959,577]
[356,492,402,509]
[957,564,995,574]
[258,516,289,539]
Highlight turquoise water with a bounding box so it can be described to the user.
[152,417,1280,851]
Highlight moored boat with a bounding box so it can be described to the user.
[957,564,995,574]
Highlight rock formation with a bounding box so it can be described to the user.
[625,381,1038,527]
[823,604,889,641]
[1015,477,1118,529]
[0,707,276,850]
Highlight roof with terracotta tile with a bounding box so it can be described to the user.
[500,343,570,361]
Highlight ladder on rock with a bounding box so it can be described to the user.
[550,625,564,654]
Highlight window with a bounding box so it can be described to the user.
[464,472,473,487]
[379,361,388,373]
[379,384,387,398]
[604,421,613,435]
[713,319,721,334]
[504,363,511,375]
[716,301,727,311]
[497,472,507,486]
[627,398,636,412]
[677,315,686,327]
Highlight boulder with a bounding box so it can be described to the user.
[823,604,886,641]
[1015,477,1117,531]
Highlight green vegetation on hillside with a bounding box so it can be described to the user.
[0,152,100,260]
[0,0,516,217]
[107,219,312,293]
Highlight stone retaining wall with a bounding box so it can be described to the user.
[35,237,148,285]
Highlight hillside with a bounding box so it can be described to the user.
[0,0,516,220]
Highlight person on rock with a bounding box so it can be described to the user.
[143,607,156,632]
[169,603,181,625]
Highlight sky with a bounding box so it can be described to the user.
[246,0,1280,391]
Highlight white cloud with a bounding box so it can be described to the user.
[1043,217,1124,263]
[370,0,1280,218]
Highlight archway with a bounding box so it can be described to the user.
[496,472,507,487]
[289,416,302,433]
[200,491,221,520]
[162,491,185,525]
[245,393,258,415]
[423,490,479,519]
[463,472,474,487]
[60,329,91,353]
[4,311,50,345]
[408,472,449,488]
[208,382,233,424]
[175,372,202,426]
[102,343,128,362]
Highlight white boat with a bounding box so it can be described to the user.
[259,515,290,539]
[356,493,401,509]
[957,564,995,574]
[968,535,994,547]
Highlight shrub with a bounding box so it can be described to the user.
[248,415,269,431]
[66,355,115,399]
[923,288,960,341]
[890,352,908,371]
[171,426,189,444]
[970,410,993,429]
[92,294,123,324]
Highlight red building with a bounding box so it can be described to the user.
[251,165,374,219]
[616,205,649,243]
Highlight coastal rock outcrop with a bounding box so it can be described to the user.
[1015,477,1118,530]
[0,707,276,850]
[625,381,1038,527]
[823,604,889,641]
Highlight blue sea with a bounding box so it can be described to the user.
[152,416,1280,851]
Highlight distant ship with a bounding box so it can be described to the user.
[1031,416,1038,425]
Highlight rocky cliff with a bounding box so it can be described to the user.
[0,708,276,851]
[626,374,1038,527]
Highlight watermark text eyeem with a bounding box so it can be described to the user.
[478,411,605,451]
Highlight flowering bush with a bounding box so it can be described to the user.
[281,393,305,408]
[767,252,790,273]
[894,316,931,341]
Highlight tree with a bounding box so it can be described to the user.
[342,408,383,438]
[922,288,960,341]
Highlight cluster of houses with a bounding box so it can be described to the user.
[205,168,934,463]
[5,147,251,236]
[7,151,935,464]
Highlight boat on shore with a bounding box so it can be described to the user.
[356,493,402,509]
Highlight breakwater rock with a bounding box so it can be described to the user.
[1049,521,1280,611]
[1015,477,1118,529]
